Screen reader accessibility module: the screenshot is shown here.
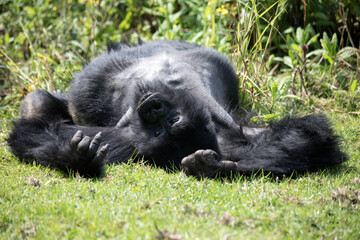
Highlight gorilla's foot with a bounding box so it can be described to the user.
[181,149,222,178]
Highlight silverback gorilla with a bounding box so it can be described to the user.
[7,40,346,178]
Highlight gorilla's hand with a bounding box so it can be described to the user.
[69,130,109,176]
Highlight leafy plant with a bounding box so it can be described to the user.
[320,32,338,68]
[274,25,319,69]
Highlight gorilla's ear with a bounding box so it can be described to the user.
[106,42,130,52]
[107,42,120,52]
[107,39,144,52]
[137,37,144,45]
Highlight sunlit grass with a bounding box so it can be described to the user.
[1,0,359,239]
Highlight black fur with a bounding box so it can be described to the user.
[7,40,347,178]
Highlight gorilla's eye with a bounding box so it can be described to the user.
[168,117,180,125]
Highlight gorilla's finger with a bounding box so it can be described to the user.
[203,149,218,158]
[194,149,206,161]
[181,153,196,167]
[86,132,103,157]
[194,149,218,164]
[77,136,91,153]
[202,149,219,165]
[93,144,110,166]
[70,130,83,149]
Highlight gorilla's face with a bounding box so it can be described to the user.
[111,54,222,167]
[137,93,180,137]
[131,90,220,168]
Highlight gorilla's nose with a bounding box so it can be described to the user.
[144,102,165,123]
[137,93,166,124]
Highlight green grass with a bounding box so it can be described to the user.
[1,0,360,239]
[1,112,360,239]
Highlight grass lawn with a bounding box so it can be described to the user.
[1,1,359,239]
[1,111,359,239]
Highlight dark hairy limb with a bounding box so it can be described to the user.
[7,118,113,177]
[181,115,347,178]
[20,89,72,122]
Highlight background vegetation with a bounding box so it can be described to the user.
[1,0,359,239]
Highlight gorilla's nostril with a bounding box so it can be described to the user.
[153,103,163,110]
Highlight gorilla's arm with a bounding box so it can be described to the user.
[7,118,135,177]
[181,115,347,178]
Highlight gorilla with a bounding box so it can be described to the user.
[7,40,346,178]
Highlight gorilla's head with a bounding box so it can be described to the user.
[120,86,220,168]
[112,52,228,168]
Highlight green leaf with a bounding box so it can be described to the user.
[323,53,334,65]
[284,27,294,34]
[291,43,302,55]
[321,32,331,53]
[262,113,282,121]
[306,33,320,46]
[337,47,358,60]
[330,33,338,56]
[24,7,36,18]
[350,79,357,96]
[266,54,275,68]
[306,49,325,58]
[158,7,167,14]
[279,78,292,94]
[273,56,284,63]
[314,12,329,21]
[303,25,311,43]
[279,94,304,101]
[36,53,57,65]
[271,81,278,96]
[204,7,212,19]
[70,40,86,52]
[286,34,294,45]
[295,27,303,44]
[169,10,183,22]
[16,32,26,44]
[283,56,294,69]
[4,32,10,44]
[119,11,132,31]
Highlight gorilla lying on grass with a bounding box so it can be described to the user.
[7,40,346,178]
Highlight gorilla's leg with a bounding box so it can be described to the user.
[20,89,72,122]
[181,149,285,178]
[181,115,347,178]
